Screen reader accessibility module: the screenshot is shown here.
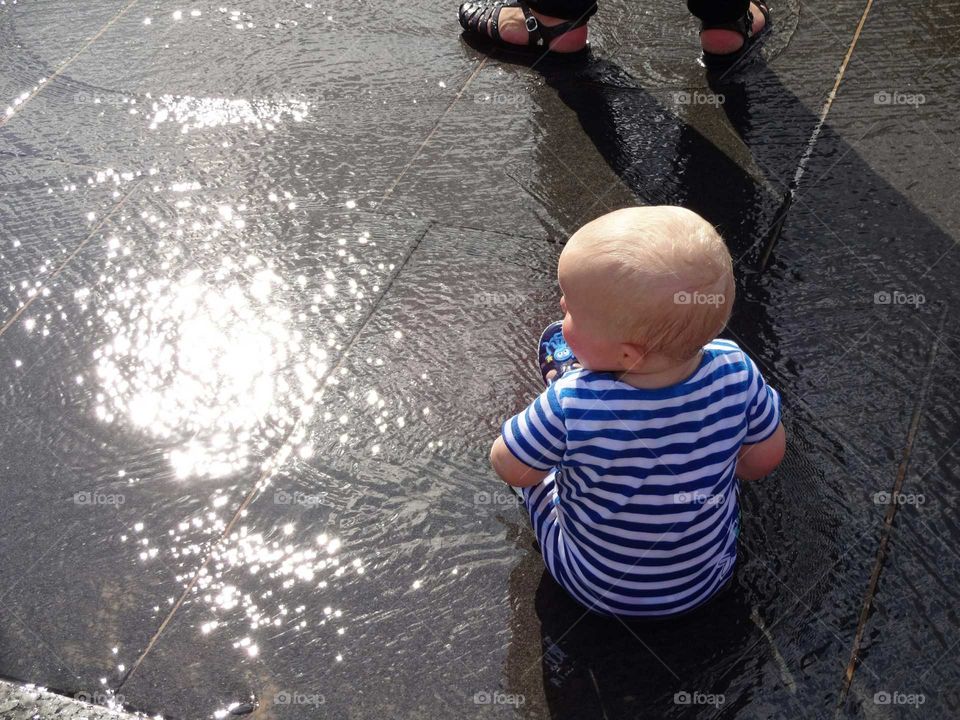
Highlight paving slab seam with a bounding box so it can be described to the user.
[0,0,141,130]
[756,144,886,272]
[430,219,556,244]
[750,606,798,693]
[836,303,949,710]
[756,0,876,268]
[4,3,952,719]
[375,58,489,212]
[0,178,144,338]
[503,169,582,240]
[116,220,436,691]
[797,0,958,169]
[704,521,882,699]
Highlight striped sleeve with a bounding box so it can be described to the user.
[501,383,567,471]
[742,353,782,444]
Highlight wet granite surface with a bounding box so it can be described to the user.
[1,0,958,718]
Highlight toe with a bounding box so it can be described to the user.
[750,3,767,34]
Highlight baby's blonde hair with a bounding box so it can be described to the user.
[565,206,735,361]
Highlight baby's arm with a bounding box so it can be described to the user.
[736,422,785,481]
[737,350,786,481]
[490,436,552,487]
[492,383,567,487]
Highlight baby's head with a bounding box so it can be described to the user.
[558,206,734,373]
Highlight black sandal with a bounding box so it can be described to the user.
[458,1,589,57]
[700,1,772,73]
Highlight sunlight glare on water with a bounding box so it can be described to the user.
[90,260,329,479]
[30,82,421,676]
[147,93,309,133]
[76,91,321,481]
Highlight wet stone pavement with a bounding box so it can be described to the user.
[0,0,958,718]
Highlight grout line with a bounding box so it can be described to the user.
[0,0,141,129]
[587,667,610,720]
[750,606,797,693]
[374,58,488,211]
[835,303,948,710]
[117,220,435,688]
[503,170,569,240]
[790,0,875,192]
[0,179,143,338]
[758,0,875,270]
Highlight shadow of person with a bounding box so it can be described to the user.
[498,528,762,720]
[531,55,788,267]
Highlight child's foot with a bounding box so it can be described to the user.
[538,321,582,385]
[459,4,589,53]
[700,2,768,54]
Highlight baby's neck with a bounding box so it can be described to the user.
[614,351,703,390]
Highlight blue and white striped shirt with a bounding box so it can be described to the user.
[502,339,782,617]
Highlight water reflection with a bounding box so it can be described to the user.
[2,78,47,122]
[75,148,387,674]
[147,93,309,133]
[51,80,323,486]
[194,527,355,645]
[7,71,443,701]
[90,259,329,479]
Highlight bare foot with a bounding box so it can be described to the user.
[462,4,589,53]
[700,2,767,55]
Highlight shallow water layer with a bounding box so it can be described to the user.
[1,0,958,718]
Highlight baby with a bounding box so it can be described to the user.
[491,206,785,618]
